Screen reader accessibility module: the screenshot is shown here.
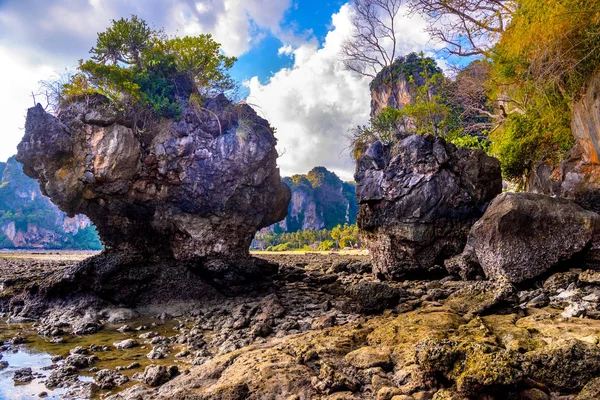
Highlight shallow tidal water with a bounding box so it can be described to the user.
[0,347,71,400]
[0,318,189,400]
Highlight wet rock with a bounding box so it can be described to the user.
[0,361,8,369]
[345,346,392,370]
[17,97,291,302]
[526,293,550,309]
[64,354,98,369]
[311,315,336,330]
[135,364,178,387]
[250,320,273,338]
[71,320,102,335]
[139,331,158,340]
[147,344,170,360]
[45,365,78,388]
[113,339,139,349]
[175,350,190,358]
[346,281,403,314]
[462,193,600,283]
[13,367,34,383]
[63,381,99,399]
[95,369,129,390]
[69,346,89,355]
[355,135,501,279]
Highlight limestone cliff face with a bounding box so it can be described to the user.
[369,53,442,118]
[527,73,600,211]
[17,94,290,271]
[370,77,414,118]
[0,156,98,249]
[270,167,358,232]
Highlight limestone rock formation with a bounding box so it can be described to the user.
[355,134,502,280]
[459,192,600,283]
[527,73,600,212]
[17,94,290,294]
[270,167,358,233]
[370,53,442,118]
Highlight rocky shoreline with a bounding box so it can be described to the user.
[2,252,600,399]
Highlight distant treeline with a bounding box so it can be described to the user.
[252,223,362,251]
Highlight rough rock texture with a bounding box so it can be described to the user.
[527,144,600,214]
[527,73,600,213]
[355,135,502,279]
[5,252,600,399]
[572,73,600,165]
[15,95,290,303]
[18,96,290,263]
[460,192,600,283]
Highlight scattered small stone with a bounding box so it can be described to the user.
[69,346,89,355]
[135,365,179,387]
[113,339,139,349]
[117,325,131,333]
[13,367,34,383]
[95,369,129,390]
[139,331,159,339]
[175,350,190,358]
[147,344,170,360]
[50,355,62,363]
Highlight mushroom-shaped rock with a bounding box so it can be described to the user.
[355,135,502,280]
[16,95,290,304]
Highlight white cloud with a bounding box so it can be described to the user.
[0,0,293,162]
[278,44,294,56]
[245,4,440,181]
[0,48,55,164]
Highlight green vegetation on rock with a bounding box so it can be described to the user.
[59,15,236,121]
[0,157,102,250]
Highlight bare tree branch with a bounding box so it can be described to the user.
[409,0,516,57]
[341,0,404,107]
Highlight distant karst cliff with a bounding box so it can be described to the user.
[0,156,100,250]
[270,167,358,232]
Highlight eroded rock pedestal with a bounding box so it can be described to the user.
[355,135,502,280]
[16,95,290,304]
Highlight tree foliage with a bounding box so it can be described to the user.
[349,53,483,159]
[485,0,600,181]
[252,224,361,251]
[60,15,236,120]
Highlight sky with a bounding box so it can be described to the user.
[0,0,445,181]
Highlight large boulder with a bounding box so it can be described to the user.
[16,95,290,301]
[461,192,600,283]
[355,135,502,279]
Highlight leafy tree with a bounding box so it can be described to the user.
[60,15,237,121]
[91,15,154,66]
